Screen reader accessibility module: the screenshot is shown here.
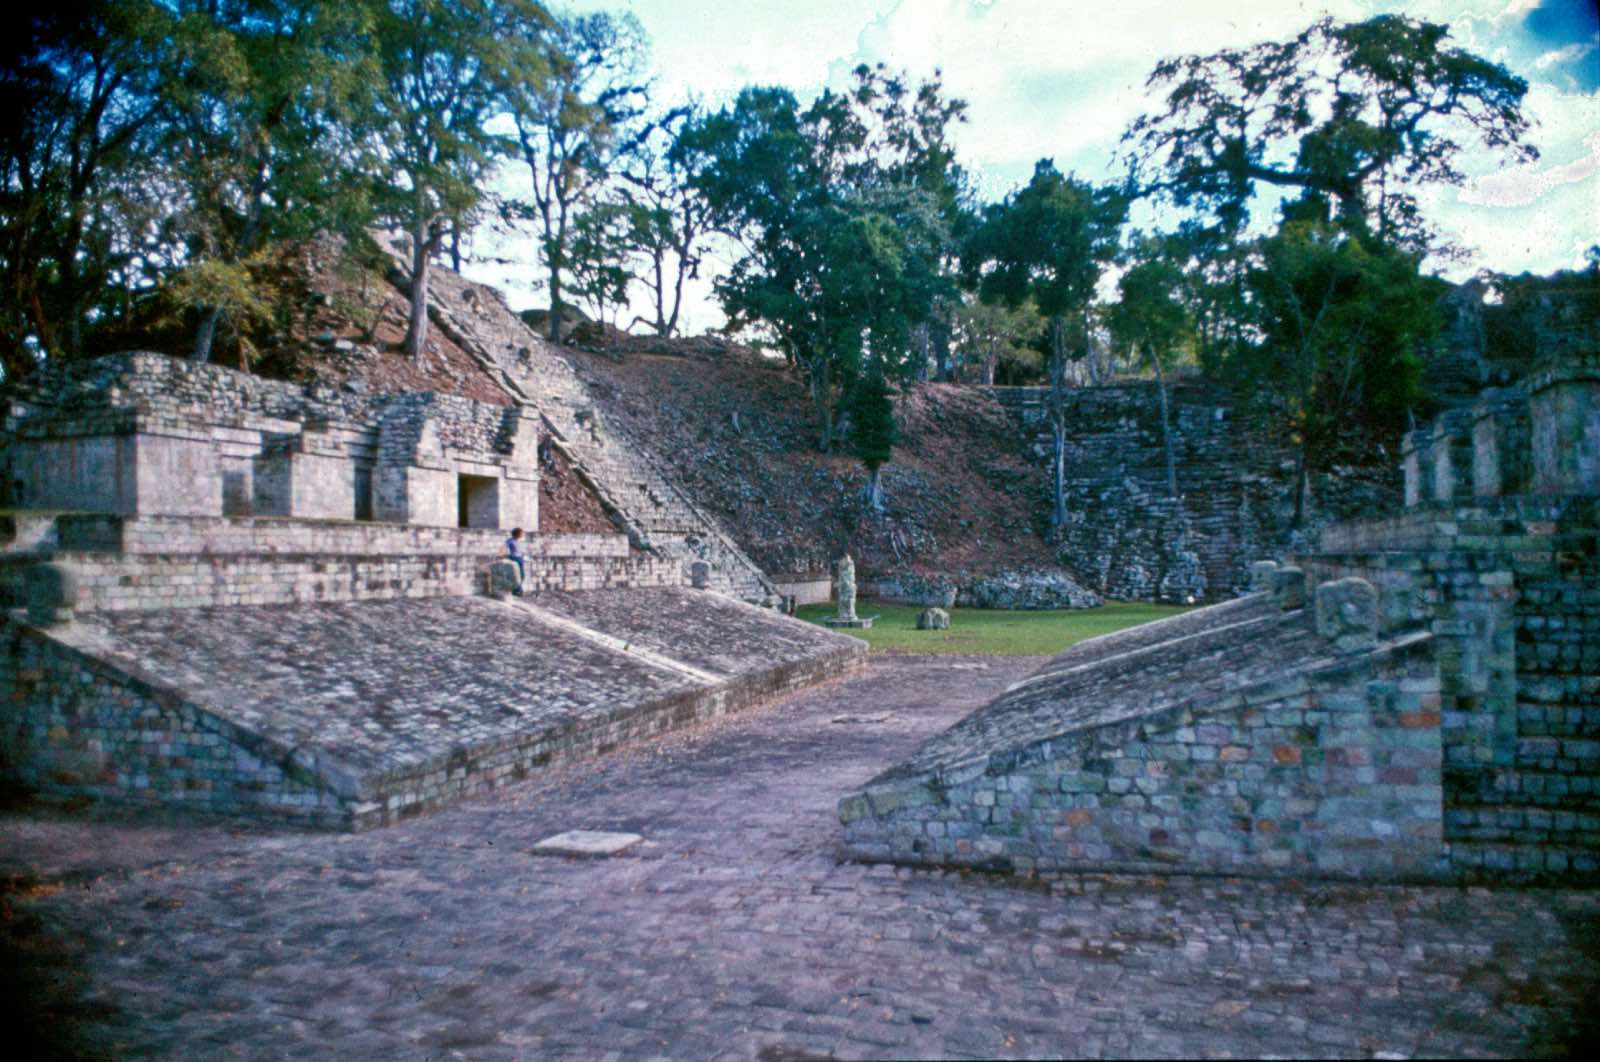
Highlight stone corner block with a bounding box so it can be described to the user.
[485,559,521,598]
[1248,559,1279,593]
[25,562,79,627]
[1270,565,1306,611]
[1315,576,1379,654]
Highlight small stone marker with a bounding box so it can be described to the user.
[1270,565,1306,611]
[531,830,643,857]
[689,560,711,589]
[486,559,521,599]
[1248,560,1279,593]
[916,607,950,630]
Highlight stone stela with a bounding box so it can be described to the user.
[822,553,875,630]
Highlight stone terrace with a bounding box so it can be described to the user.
[841,590,1448,881]
[3,592,865,829]
[3,656,1595,1058]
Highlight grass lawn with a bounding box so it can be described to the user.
[795,598,1192,656]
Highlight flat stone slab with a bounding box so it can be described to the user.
[530,830,642,857]
[823,616,875,628]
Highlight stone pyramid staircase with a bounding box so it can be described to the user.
[384,242,777,605]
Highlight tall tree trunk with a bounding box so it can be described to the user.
[547,261,563,342]
[194,154,271,365]
[1150,344,1178,499]
[450,224,462,273]
[866,464,884,512]
[1291,440,1309,529]
[405,214,432,359]
[812,359,833,453]
[192,306,223,364]
[1049,316,1068,532]
[911,322,931,382]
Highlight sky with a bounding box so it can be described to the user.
[463,0,1599,332]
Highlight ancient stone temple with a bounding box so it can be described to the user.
[0,267,862,829]
[842,355,1600,882]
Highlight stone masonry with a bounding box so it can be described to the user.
[988,380,1398,603]
[845,353,1598,882]
[2,590,865,829]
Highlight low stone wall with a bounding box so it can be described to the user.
[1,592,866,829]
[1302,499,1600,877]
[51,513,627,558]
[772,574,831,606]
[352,631,864,829]
[0,548,681,613]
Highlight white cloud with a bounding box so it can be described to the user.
[1459,130,1600,207]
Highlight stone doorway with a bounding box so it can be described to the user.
[458,474,499,529]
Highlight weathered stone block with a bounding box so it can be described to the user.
[1271,566,1306,611]
[1315,577,1379,654]
[26,563,78,626]
[916,607,950,630]
[486,559,521,598]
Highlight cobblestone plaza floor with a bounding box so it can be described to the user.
[4,655,1597,1058]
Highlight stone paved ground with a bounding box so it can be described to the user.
[3,655,1597,1059]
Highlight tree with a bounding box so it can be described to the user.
[613,103,713,336]
[1107,237,1193,498]
[1245,218,1436,526]
[949,296,1043,385]
[371,0,545,359]
[1123,14,1537,253]
[163,0,381,363]
[562,201,631,326]
[963,160,1126,529]
[848,370,896,511]
[685,66,965,449]
[509,10,648,342]
[0,1,174,373]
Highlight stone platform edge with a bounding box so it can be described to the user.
[1,609,868,831]
[837,630,1450,883]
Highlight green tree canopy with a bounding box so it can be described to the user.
[684,65,965,450]
[962,159,1126,528]
[1123,14,1536,252]
[509,10,649,341]
[1244,218,1438,524]
[371,0,548,358]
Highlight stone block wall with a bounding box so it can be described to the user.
[0,621,352,827]
[0,547,682,614]
[1304,361,1600,877]
[841,632,1444,880]
[42,514,628,559]
[988,381,1397,601]
[1,352,540,532]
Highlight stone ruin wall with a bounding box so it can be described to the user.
[0,352,541,532]
[988,381,1398,603]
[843,354,1598,882]
[1305,359,1600,876]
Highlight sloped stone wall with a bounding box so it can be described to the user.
[0,622,352,826]
[840,621,1444,881]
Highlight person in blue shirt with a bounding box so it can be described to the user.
[505,527,527,595]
